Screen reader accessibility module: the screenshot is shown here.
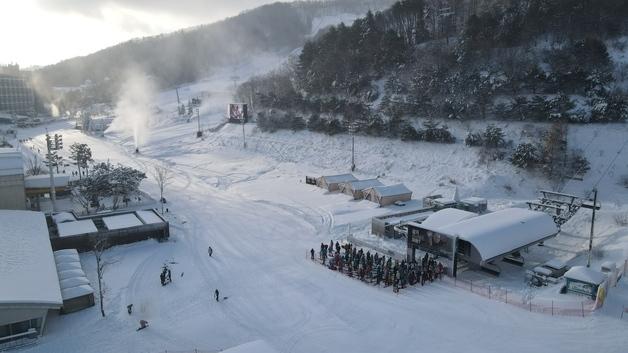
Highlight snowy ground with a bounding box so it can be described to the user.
[8,67,628,353]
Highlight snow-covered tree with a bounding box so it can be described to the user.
[69,143,93,180]
[510,143,539,169]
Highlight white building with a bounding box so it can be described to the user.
[0,148,26,210]
[0,210,62,346]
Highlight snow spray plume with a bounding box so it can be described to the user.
[109,70,156,149]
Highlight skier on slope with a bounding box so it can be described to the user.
[310,248,315,260]
[208,246,213,257]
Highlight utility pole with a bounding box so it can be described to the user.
[586,188,598,268]
[175,87,180,105]
[347,120,357,172]
[241,120,247,149]
[45,131,62,212]
[196,108,202,138]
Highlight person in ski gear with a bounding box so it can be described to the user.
[310,248,315,260]
[167,269,172,283]
[160,271,166,286]
[137,320,149,331]
[208,246,213,257]
[215,289,220,302]
[127,304,133,314]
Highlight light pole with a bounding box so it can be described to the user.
[196,108,202,138]
[586,188,598,268]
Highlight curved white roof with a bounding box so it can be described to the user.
[421,208,478,230]
[54,249,79,257]
[439,208,559,262]
[58,269,86,281]
[55,253,80,263]
[57,261,82,272]
[59,276,90,289]
[61,285,94,301]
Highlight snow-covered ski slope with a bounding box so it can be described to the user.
[14,63,628,353]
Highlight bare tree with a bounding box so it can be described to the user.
[25,155,46,176]
[151,165,173,214]
[93,236,115,318]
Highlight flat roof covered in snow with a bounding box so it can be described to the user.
[0,210,63,306]
[24,174,70,188]
[368,184,412,197]
[102,213,143,230]
[564,266,607,285]
[438,208,560,262]
[57,220,98,237]
[0,148,23,176]
[136,210,165,225]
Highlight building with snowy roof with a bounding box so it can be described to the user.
[316,174,357,192]
[564,266,607,300]
[339,178,383,199]
[406,208,560,276]
[0,210,62,347]
[53,249,94,314]
[0,148,26,210]
[49,209,169,252]
[24,174,71,198]
[363,184,412,206]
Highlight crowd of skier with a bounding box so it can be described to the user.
[311,241,445,293]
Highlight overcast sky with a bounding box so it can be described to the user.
[0,0,277,68]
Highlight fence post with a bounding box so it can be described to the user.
[581,302,585,317]
[551,300,554,316]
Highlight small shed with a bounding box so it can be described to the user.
[564,266,607,300]
[339,179,383,199]
[316,174,357,192]
[363,184,412,206]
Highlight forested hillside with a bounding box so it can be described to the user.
[34,0,397,90]
[238,0,628,134]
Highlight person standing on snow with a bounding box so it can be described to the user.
[215,289,220,302]
[310,248,315,260]
[208,246,213,257]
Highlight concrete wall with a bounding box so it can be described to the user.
[0,174,26,210]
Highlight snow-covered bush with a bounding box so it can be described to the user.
[465,132,483,146]
[614,213,628,227]
[510,143,539,169]
[400,124,420,141]
[482,124,506,148]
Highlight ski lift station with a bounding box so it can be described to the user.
[405,208,560,277]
